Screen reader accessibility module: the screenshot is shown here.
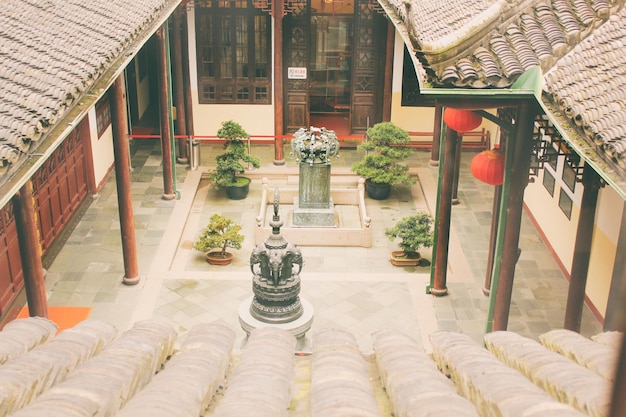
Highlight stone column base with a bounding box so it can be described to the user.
[239,296,314,339]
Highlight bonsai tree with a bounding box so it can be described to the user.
[385,212,434,259]
[193,214,245,261]
[208,120,261,189]
[351,122,416,187]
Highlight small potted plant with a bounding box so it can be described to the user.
[384,212,434,266]
[193,214,245,265]
[351,122,415,200]
[208,120,261,200]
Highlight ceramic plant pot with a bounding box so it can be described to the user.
[365,179,391,200]
[206,251,234,265]
[225,177,251,200]
[390,250,421,266]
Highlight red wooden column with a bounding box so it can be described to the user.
[564,166,602,331]
[181,7,195,143]
[382,20,394,122]
[273,0,285,165]
[157,24,177,199]
[431,126,459,295]
[451,133,462,204]
[610,336,626,417]
[14,182,48,317]
[430,103,443,166]
[111,76,140,285]
[492,101,536,330]
[171,7,188,163]
[608,283,626,417]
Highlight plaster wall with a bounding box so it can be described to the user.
[136,58,151,121]
[87,108,115,188]
[185,8,275,139]
[586,185,622,316]
[524,168,579,271]
[525,166,623,320]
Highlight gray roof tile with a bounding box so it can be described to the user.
[382,0,626,187]
[0,0,174,175]
[0,319,623,415]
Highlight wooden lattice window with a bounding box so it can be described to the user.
[195,0,272,104]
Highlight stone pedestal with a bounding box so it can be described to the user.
[239,296,314,338]
[293,162,336,227]
[293,197,336,227]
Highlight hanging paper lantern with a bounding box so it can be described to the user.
[470,147,504,185]
[444,108,482,133]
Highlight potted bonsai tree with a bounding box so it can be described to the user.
[193,213,245,265]
[209,120,261,200]
[384,212,434,266]
[351,122,415,200]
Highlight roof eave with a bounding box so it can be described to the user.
[0,0,183,210]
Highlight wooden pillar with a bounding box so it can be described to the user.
[432,127,459,295]
[181,8,195,140]
[608,275,626,417]
[451,134,462,204]
[111,76,140,285]
[430,103,443,166]
[492,101,536,330]
[483,184,502,295]
[171,7,188,163]
[610,336,626,417]
[564,166,602,331]
[157,25,177,200]
[273,0,285,165]
[382,20,394,122]
[14,182,48,317]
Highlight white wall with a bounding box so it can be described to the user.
[390,33,435,132]
[87,108,115,189]
[586,185,623,316]
[524,166,580,271]
[136,58,151,121]
[524,154,624,320]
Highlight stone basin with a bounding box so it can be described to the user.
[255,177,371,247]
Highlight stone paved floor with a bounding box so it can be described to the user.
[43,139,602,352]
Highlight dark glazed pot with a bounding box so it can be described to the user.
[225,177,251,200]
[365,179,392,200]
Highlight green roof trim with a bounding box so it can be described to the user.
[510,66,543,96]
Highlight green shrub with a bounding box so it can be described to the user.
[193,214,244,256]
[385,212,434,254]
[208,120,261,188]
[351,122,415,186]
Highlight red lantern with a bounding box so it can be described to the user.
[470,147,504,185]
[444,108,482,133]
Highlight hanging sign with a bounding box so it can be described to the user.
[288,67,307,79]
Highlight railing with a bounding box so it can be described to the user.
[128,128,491,150]
[406,128,491,150]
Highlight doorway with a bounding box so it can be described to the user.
[309,4,354,136]
[283,0,387,136]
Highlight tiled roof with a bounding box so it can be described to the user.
[543,8,626,168]
[0,317,621,416]
[382,0,626,188]
[0,0,176,176]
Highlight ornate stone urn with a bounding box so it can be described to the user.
[239,190,314,338]
[290,127,340,226]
